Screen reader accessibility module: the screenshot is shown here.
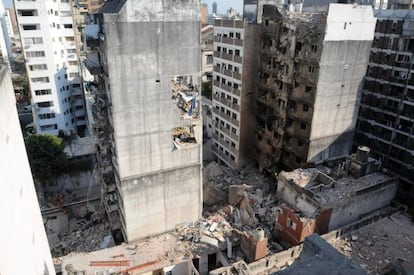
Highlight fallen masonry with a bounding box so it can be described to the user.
[56,160,413,274]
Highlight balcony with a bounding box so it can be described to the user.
[212,108,239,127]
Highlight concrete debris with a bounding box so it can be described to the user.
[49,204,114,258]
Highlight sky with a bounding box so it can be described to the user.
[2,0,12,8]
[202,0,244,15]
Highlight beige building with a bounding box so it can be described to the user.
[211,19,260,169]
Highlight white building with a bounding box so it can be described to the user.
[15,0,87,136]
[0,65,55,275]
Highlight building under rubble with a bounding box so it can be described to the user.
[84,0,202,242]
[255,4,376,173]
[354,9,414,199]
[275,146,398,246]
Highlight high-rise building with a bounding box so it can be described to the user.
[254,4,376,173]
[15,0,87,136]
[213,1,218,14]
[85,0,202,242]
[211,19,260,169]
[0,65,55,275]
[354,10,414,199]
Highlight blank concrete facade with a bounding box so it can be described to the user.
[255,4,376,173]
[0,66,54,274]
[212,19,260,169]
[88,0,202,242]
[354,10,414,198]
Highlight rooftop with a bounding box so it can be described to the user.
[279,167,395,208]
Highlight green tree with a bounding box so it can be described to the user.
[25,134,68,181]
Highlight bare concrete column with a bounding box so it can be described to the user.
[226,237,232,258]
[199,254,208,275]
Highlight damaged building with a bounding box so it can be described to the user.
[354,9,414,199]
[84,0,202,242]
[255,4,376,173]
[275,146,398,246]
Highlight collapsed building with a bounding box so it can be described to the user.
[275,146,398,246]
[84,0,202,242]
[255,4,376,173]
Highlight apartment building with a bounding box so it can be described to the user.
[212,19,260,169]
[15,0,87,135]
[85,0,202,242]
[0,65,54,275]
[255,4,376,173]
[354,10,414,198]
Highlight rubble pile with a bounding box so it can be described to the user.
[153,161,284,265]
[51,206,115,257]
[330,212,414,274]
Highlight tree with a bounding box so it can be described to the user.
[25,134,68,181]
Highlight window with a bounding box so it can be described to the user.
[37,101,54,108]
[235,49,240,56]
[69,73,80,78]
[305,86,312,93]
[67,49,76,54]
[233,83,239,89]
[311,45,317,53]
[72,83,81,88]
[236,32,241,39]
[40,124,58,131]
[63,24,73,29]
[308,66,316,73]
[22,24,40,30]
[26,51,45,58]
[229,32,234,38]
[287,218,296,230]
[265,19,269,26]
[31,77,49,83]
[206,55,213,64]
[23,37,43,45]
[303,104,309,112]
[29,64,47,71]
[217,46,221,52]
[18,10,38,16]
[300,122,307,130]
[35,89,52,96]
[38,113,56,119]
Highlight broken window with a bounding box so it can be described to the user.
[303,104,309,112]
[300,122,307,130]
[172,126,197,149]
[287,218,297,230]
[170,75,199,120]
[308,66,316,73]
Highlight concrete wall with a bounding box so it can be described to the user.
[328,179,398,230]
[0,67,55,274]
[308,4,376,163]
[103,0,202,241]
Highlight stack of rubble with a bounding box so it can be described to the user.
[51,206,115,257]
[163,162,278,264]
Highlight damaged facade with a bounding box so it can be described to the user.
[212,19,260,169]
[255,4,376,173]
[84,0,202,242]
[275,146,398,246]
[354,10,414,199]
